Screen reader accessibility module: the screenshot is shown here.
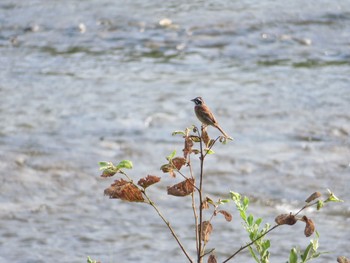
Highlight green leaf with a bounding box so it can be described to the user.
[87,256,96,263]
[247,214,254,226]
[255,217,263,226]
[117,160,133,169]
[325,189,343,203]
[239,210,247,221]
[166,150,177,161]
[218,199,230,204]
[205,149,215,154]
[262,240,270,251]
[172,130,186,136]
[243,196,249,208]
[98,161,114,170]
[311,233,319,251]
[301,243,313,262]
[289,248,298,263]
[230,191,241,202]
[316,200,324,210]
[248,246,260,263]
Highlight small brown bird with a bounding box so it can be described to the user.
[191,96,230,138]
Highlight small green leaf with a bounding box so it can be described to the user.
[248,246,260,263]
[205,149,215,154]
[311,234,319,251]
[301,243,313,262]
[325,189,343,203]
[262,240,270,251]
[317,200,324,210]
[239,210,247,221]
[247,214,254,226]
[218,199,230,204]
[166,150,177,161]
[243,196,249,208]
[98,161,114,170]
[87,256,97,263]
[289,248,298,263]
[172,130,186,136]
[255,218,263,226]
[117,160,133,169]
[230,191,241,202]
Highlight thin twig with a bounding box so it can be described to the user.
[197,126,205,263]
[201,248,215,258]
[143,190,194,263]
[192,191,199,254]
[295,200,319,216]
[222,224,280,263]
[203,136,221,159]
[189,156,200,254]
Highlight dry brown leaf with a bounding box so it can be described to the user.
[302,216,315,237]
[100,169,117,177]
[201,127,210,147]
[137,175,161,189]
[275,213,297,225]
[199,221,213,243]
[208,254,217,263]
[189,135,201,142]
[305,192,322,203]
[104,179,144,202]
[167,178,195,197]
[337,256,350,263]
[218,210,233,222]
[160,164,176,178]
[183,136,194,158]
[202,200,209,209]
[160,164,172,173]
[172,157,187,170]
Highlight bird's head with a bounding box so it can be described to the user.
[191,97,204,106]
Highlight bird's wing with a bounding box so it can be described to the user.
[202,105,218,126]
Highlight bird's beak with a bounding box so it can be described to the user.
[190,98,195,102]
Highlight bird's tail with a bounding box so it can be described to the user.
[215,124,230,139]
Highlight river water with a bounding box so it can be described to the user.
[0,1,349,262]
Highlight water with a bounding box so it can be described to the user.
[0,1,349,262]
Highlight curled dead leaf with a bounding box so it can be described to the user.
[104,179,144,202]
[202,200,209,209]
[199,221,213,243]
[160,164,172,173]
[305,192,322,203]
[337,256,350,263]
[201,128,210,147]
[171,157,187,170]
[189,135,201,142]
[183,136,194,158]
[302,216,315,237]
[160,164,176,178]
[208,254,217,263]
[218,210,233,222]
[275,213,297,225]
[167,178,195,197]
[137,175,161,189]
[100,168,117,177]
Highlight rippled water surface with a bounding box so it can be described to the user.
[1,1,349,262]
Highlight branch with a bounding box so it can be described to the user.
[143,190,194,263]
[197,126,205,263]
[222,224,280,263]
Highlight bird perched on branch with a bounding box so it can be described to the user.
[191,96,231,139]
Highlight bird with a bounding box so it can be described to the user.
[191,96,230,138]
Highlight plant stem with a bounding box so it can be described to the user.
[143,191,194,263]
[197,126,205,263]
[222,224,280,263]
